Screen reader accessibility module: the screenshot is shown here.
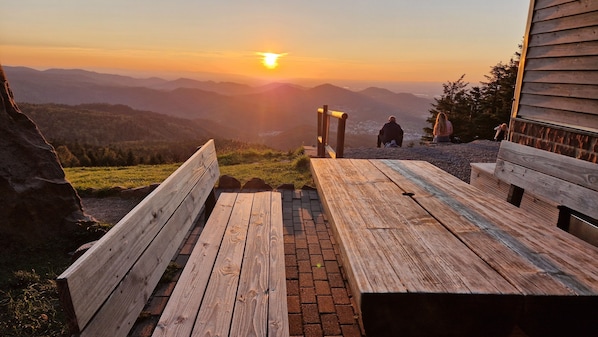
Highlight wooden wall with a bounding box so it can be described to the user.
[495,0,598,228]
[510,0,598,162]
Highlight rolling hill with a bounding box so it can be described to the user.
[4,66,435,150]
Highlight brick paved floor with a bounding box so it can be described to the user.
[129,189,365,337]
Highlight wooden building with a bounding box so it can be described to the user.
[472,0,598,246]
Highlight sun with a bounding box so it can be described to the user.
[259,52,286,70]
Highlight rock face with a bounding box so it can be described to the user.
[0,65,93,243]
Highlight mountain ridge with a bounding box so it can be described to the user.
[4,66,435,149]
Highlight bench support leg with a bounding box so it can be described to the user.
[205,188,217,219]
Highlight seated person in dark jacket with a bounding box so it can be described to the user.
[377,115,404,147]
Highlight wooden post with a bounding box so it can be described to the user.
[336,113,347,158]
[507,185,524,207]
[322,105,329,158]
[317,106,324,157]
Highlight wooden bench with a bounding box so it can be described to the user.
[311,158,598,337]
[57,139,289,337]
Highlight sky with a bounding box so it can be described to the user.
[0,0,530,90]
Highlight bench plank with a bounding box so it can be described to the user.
[151,193,241,337]
[153,191,288,337]
[230,192,273,336]
[266,194,289,337]
[57,140,219,335]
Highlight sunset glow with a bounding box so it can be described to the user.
[259,52,286,70]
[0,1,529,86]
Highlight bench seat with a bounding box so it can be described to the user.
[57,140,289,337]
[152,191,288,337]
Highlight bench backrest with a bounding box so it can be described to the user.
[57,139,220,337]
[495,141,598,221]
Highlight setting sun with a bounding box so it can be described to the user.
[259,52,285,70]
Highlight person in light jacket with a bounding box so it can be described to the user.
[494,123,508,141]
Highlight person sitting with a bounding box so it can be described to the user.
[432,112,453,143]
[377,115,404,148]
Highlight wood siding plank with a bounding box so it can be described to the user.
[525,56,598,71]
[527,41,598,58]
[532,10,598,34]
[534,0,598,21]
[521,82,598,99]
[529,25,598,46]
[535,0,579,11]
[519,93,598,115]
[523,70,598,85]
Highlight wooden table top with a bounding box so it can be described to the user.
[310,158,598,337]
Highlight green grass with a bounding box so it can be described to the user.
[64,163,181,191]
[64,149,313,192]
[1,148,312,337]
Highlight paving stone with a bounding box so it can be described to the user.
[302,303,321,324]
[321,313,341,335]
[317,295,336,313]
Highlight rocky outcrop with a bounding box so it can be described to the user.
[0,65,94,244]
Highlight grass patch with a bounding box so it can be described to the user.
[64,163,180,192]
[65,148,314,192]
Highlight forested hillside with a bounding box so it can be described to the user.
[20,103,260,167]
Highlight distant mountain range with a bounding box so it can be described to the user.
[4,66,435,150]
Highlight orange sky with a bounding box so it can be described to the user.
[0,1,530,87]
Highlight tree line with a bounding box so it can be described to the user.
[424,48,520,143]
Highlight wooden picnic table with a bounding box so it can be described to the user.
[310,159,598,337]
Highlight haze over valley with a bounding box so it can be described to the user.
[5,66,435,150]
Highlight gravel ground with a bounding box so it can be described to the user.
[343,140,501,183]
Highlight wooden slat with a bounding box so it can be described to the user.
[311,159,406,304]
[517,105,598,131]
[497,141,598,192]
[191,193,254,337]
[379,160,598,292]
[521,82,598,100]
[535,0,578,11]
[523,69,598,85]
[525,56,598,72]
[470,162,560,226]
[266,193,289,337]
[519,93,598,115]
[534,0,598,21]
[531,10,598,34]
[57,139,219,334]
[529,25,598,46]
[151,193,239,337]
[153,191,288,337]
[495,158,598,220]
[230,192,272,336]
[527,41,598,58]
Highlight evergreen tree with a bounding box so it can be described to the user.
[423,48,520,142]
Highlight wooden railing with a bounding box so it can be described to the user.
[317,105,348,158]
